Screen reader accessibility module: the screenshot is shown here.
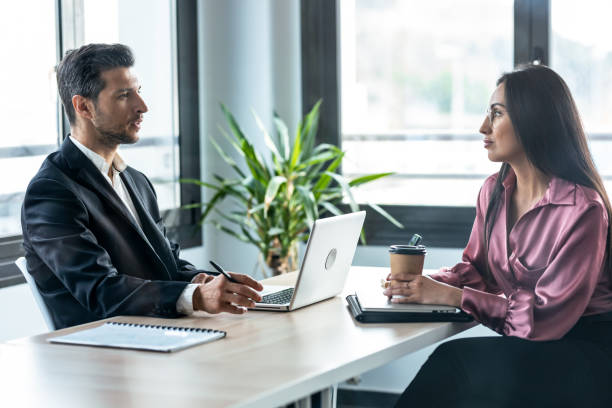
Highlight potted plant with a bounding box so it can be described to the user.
[182,101,403,276]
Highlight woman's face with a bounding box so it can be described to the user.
[480,82,524,163]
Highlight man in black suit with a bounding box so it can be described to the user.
[21,43,262,329]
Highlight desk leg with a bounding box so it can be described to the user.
[289,384,337,408]
[294,397,311,408]
[318,384,338,408]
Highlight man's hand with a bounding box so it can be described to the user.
[192,272,263,314]
[191,273,214,284]
[383,272,463,307]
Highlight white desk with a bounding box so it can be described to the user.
[0,266,475,407]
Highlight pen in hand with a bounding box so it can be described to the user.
[209,260,239,283]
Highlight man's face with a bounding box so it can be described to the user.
[90,67,148,145]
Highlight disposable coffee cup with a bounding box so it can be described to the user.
[389,244,426,278]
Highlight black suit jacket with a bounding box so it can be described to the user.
[21,138,200,329]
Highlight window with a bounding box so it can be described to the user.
[0,1,60,286]
[0,1,59,239]
[303,0,605,247]
[340,0,513,207]
[0,0,201,287]
[551,0,612,194]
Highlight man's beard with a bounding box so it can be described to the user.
[92,107,139,146]
[97,126,136,146]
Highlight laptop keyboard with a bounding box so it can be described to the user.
[260,288,295,305]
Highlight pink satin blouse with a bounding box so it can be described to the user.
[431,169,612,340]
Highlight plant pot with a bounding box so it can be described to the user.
[263,240,299,276]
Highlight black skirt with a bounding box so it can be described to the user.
[395,312,612,408]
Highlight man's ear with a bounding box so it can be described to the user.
[72,95,95,121]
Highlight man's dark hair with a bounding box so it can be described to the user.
[56,43,134,124]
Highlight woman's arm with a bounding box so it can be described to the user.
[385,178,500,303]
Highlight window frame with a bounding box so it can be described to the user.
[301,0,549,248]
[0,0,201,288]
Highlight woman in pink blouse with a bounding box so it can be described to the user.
[391,65,612,407]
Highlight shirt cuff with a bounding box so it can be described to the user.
[461,286,508,333]
[428,266,461,287]
[176,283,200,315]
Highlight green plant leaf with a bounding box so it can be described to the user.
[252,108,282,159]
[198,190,226,225]
[240,224,260,246]
[209,174,249,204]
[319,201,343,217]
[220,103,270,184]
[290,120,302,171]
[324,171,359,212]
[367,203,404,229]
[210,220,251,244]
[241,142,270,185]
[241,175,264,198]
[264,175,287,216]
[312,152,345,197]
[217,125,245,157]
[273,113,290,161]
[209,137,246,178]
[318,191,343,202]
[300,99,321,158]
[248,202,266,214]
[296,185,318,228]
[349,172,394,187]
[180,203,203,210]
[359,229,367,245]
[220,103,247,142]
[267,227,284,236]
[295,151,338,171]
[312,143,340,155]
[214,209,253,229]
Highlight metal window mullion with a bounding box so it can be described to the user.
[530,0,550,66]
[300,0,340,149]
[57,0,85,140]
[174,0,202,247]
[514,0,550,66]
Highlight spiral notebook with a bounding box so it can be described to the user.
[49,322,226,352]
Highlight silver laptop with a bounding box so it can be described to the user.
[252,211,366,311]
[355,287,461,314]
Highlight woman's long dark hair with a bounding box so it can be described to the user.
[483,64,612,283]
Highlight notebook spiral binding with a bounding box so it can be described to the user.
[106,321,225,334]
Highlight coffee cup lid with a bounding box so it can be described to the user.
[388,244,426,255]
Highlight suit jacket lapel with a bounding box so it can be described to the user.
[120,170,178,277]
[76,167,144,230]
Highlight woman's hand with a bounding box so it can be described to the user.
[383,272,463,307]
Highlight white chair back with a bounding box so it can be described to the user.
[15,257,56,331]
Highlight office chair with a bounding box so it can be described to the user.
[14,257,56,331]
